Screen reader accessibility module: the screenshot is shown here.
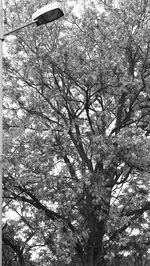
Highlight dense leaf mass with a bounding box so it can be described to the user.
[2,0,150,265]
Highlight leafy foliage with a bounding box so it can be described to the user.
[2,0,150,265]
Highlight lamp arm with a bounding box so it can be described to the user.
[3,20,38,38]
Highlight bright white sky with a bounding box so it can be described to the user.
[69,0,105,16]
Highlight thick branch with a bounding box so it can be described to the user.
[15,185,63,221]
[125,201,150,217]
[68,128,93,172]
[109,201,150,242]
[114,91,127,134]
[2,236,25,266]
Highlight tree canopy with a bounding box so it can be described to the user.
[2,0,150,265]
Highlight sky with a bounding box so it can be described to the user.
[68,0,105,16]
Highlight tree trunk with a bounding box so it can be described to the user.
[18,254,26,266]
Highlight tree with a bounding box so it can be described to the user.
[3,0,150,265]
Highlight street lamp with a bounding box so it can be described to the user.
[0,2,64,265]
[3,3,64,37]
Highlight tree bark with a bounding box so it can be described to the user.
[2,236,25,266]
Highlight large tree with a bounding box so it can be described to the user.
[2,0,150,265]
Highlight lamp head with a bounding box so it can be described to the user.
[32,3,64,26]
